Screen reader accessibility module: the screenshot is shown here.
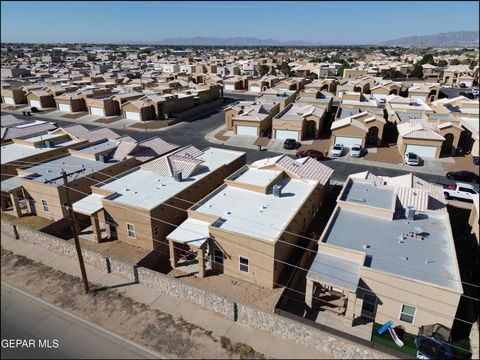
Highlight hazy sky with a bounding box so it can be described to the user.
[1,1,479,44]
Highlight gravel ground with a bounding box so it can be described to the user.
[1,247,265,359]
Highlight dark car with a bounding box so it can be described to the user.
[474,156,480,166]
[415,324,455,360]
[283,138,298,150]
[296,149,325,160]
[30,107,39,113]
[446,170,479,184]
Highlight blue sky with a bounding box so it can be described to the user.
[1,1,479,44]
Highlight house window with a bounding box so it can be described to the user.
[41,200,49,212]
[399,304,416,324]
[239,256,249,273]
[127,223,136,238]
[214,249,224,265]
[153,226,159,236]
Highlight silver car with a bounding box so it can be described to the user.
[331,144,344,157]
[404,152,420,166]
[350,145,362,157]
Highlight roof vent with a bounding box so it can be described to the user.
[173,170,182,182]
[401,256,408,261]
[405,206,415,220]
[273,184,282,197]
[362,244,370,249]
[124,188,129,191]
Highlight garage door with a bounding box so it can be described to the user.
[410,95,426,101]
[224,84,235,91]
[58,103,71,112]
[405,144,437,157]
[4,97,15,105]
[249,86,261,93]
[29,100,41,108]
[125,111,141,121]
[275,130,299,141]
[236,126,257,136]
[90,107,104,116]
[334,136,363,149]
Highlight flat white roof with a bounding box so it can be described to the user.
[230,167,281,187]
[193,176,316,242]
[1,139,77,164]
[98,148,244,210]
[72,193,105,215]
[167,218,210,248]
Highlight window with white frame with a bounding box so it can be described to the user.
[239,256,249,273]
[214,249,224,265]
[41,200,49,212]
[399,304,416,324]
[127,223,136,238]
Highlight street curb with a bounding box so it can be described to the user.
[204,124,226,145]
[1,281,165,359]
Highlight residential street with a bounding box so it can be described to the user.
[2,103,453,185]
[1,284,161,359]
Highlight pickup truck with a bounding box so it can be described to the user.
[443,182,479,201]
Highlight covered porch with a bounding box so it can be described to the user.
[167,218,213,278]
[0,177,33,217]
[72,194,111,243]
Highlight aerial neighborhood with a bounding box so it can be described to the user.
[1,31,479,359]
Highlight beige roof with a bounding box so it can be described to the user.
[233,105,270,122]
[397,120,445,141]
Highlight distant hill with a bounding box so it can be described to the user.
[124,37,317,46]
[380,31,479,47]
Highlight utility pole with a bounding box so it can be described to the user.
[46,168,89,293]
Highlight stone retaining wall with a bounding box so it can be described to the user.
[1,218,391,358]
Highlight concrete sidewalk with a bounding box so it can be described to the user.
[1,234,330,359]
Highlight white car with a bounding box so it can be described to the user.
[350,145,362,157]
[404,152,420,166]
[331,144,344,157]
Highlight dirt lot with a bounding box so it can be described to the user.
[94,116,122,124]
[170,268,283,311]
[441,154,478,173]
[61,111,89,119]
[130,120,173,129]
[214,128,230,142]
[364,145,403,164]
[0,247,264,359]
[1,212,53,230]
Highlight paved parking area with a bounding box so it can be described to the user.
[442,154,478,173]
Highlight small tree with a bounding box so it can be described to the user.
[437,60,448,67]
[258,64,270,77]
[410,64,423,79]
[450,59,461,66]
[280,62,291,77]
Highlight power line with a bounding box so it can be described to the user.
[3,158,479,291]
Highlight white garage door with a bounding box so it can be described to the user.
[224,84,235,91]
[4,97,15,105]
[29,100,41,108]
[236,126,257,136]
[90,107,104,116]
[275,130,299,141]
[405,144,437,157]
[58,103,71,112]
[410,95,426,101]
[249,86,261,93]
[125,111,141,121]
[334,136,363,149]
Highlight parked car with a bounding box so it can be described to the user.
[459,83,467,88]
[404,152,420,166]
[283,138,298,150]
[473,156,480,166]
[415,324,455,360]
[472,87,479,97]
[350,145,362,158]
[296,149,325,160]
[30,106,39,113]
[331,144,344,157]
[446,170,479,184]
[443,182,478,200]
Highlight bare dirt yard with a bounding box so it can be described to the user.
[0,247,265,359]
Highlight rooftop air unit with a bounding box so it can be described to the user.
[98,154,109,163]
[405,206,416,221]
[273,184,282,197]
[173,170,182,182]
[44,140,55,148]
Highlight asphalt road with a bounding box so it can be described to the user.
[0,284,161,359]
[1,97,453,185]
